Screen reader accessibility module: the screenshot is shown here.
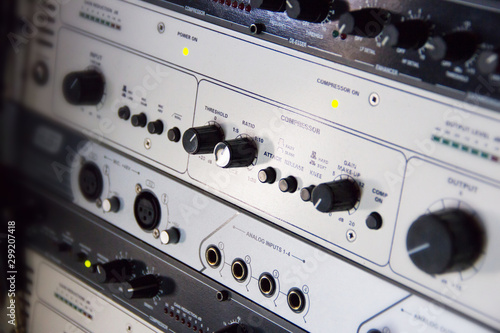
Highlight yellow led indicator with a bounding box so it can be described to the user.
[84,260,92,268]
[331,99,339,108]
[182,47,189,56]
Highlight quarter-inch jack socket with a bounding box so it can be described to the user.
[231,259,248,282]
[205,246,222,268]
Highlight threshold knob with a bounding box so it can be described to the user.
[285,0,329,23]
[122,275,160,299]
[406,209,484,275]
[182,125,224,155]
[214,138,257,168]
[251,0,286,11]
[63,70,105,105]
[338,8,393,38]
[94,259,133,283]
[427,31,479,62]
[380,20,430,49]
[311,179,359,212]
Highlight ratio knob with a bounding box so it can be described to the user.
[250,0,286,11]
[182,125,224,155]
[380,20,430,49]
[94,259,133,283]
[285,0,329,23]
[214,138,257,168]
[406,209,484,275]
[311,179,359,212]
[122,275,160,299]
[338,8,393,38]
[427,31,479,62]
[63,70,105,105]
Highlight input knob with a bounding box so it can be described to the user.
[406,209,484,275]
[182,125,224,155]
[94,259,133,283]
[214,138,257,168]
[380,20,430,49]
[427,31,479,62]
[285,0,329,23]
[338,8,393,38]
[63,70,105,105]
[250,0,285,11]
[122,275,160,299]
[311,179,359,212]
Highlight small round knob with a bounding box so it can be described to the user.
[118,106,131,120]
[338,8,393,38]
[182,125,224,155]
[250,0,285,11]
[214,138,257,168]
[122,275,160,299]
[477,50,500,75]
[102,196,120,213]
[406,209,484,275]
[147,120,164,135]
[94,259,133,283]
[427,31,479,62]
[63,70,105,105]
[285,0,329,23]
[131,113,147,127]
[279,176,298,193]
[160,228,181,245]
[366,212,383,230]
[380,20,430,49]
[167,127,181,142]
[258,167,277,184]
[311,179,359,213]
[300,185,316,202]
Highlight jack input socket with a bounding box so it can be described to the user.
[287,288,306,313]
[205,246,222,268]
[231,259,248,282]
[258,273,276,297]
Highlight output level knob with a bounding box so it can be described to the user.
[63,70,105,105]
[250,0,285,11]
[214,138,257,168]
[406,209,484,275]
[285,0,329,23]
[94,259,133,283]
[427,31,479,62]
[182,125,224,155]
[380,20,430,49]
[311,179,359,212]
[338,8,393,38]
[122,275,160,299]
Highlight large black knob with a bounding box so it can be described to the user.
[122,275,160,299]
[214,138,257,168]
[406,209,484,275]
[94,259,133,283]
[338,8,393,38]
[285,0,329,23]
[311,179,359,213]
[63,70,105,105]
[380,20,430,49]
[477,50,500,75]
[250,0,285,11]
[215,324,249,333]
[182,125,224,155]
[427,31,479,62]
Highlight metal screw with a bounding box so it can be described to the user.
[346,229,357,242]
[152,229,160,239]
[95,199,102,208]
[157,22,165,34]
[135,184,142,194]
[369,92,380,106]
[144,138,152,150]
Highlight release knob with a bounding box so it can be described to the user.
[122,275,160,299]
[102,196,120,213]
[182,125,224,155]
[147,120,164,135]
[131,113,147,127]
[338,8,393,38]
[250,0,285,11]
[94,259,133,283]
[380,20,430,49]
[406,209,484,275]
[279,176,298,193]
[427,31,479,62]
[311,179,359,212]
[214,138,257,168]
[285,0,329,23]
[63,70,105,105]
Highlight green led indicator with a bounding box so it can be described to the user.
[451,142,459,148]
[442,139,450,145]
[332,30,340,38]
[481,152,489,159]
[432,135,440,142]
[471,149,479,155]
[461,145,469,152]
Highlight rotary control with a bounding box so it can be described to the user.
[427,31,479,62]
[380,19,430,49]
[121,274,161,299]
[63,70,105,105]
[338,8,393,38]
[477,50,500,75]
[102,196,120,213]
[214,138,257,168]
[250,0,285,11]
[147,120,164,135]
[131,113,147,128]
[285,0,329,23]
[182,125,224,155]
[94,259,133,283]
[406,208,484,275]
[215,324,249,333]
[311,179,359,213]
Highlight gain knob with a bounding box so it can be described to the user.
[406,209,484,275]
[380,20,430,49]
[427,31,479,62]
[63,70,105,105]
[285,0,329,23]
[182,125,224,155]
[94,259,133,283]
[214,138,257,168]
[311,179,359,212]
[122,275,160,299]
[250,0,286,11]
[338,8,393,38]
